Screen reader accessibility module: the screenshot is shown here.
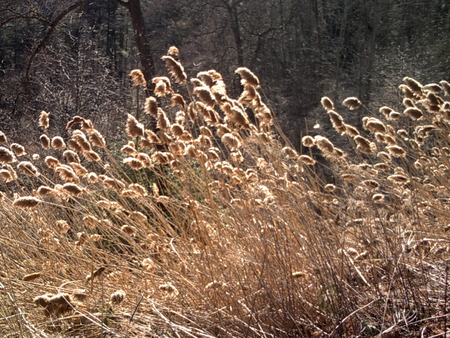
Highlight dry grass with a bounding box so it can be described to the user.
[0,50,449,337]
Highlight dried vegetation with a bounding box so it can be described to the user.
[0,50,449,337]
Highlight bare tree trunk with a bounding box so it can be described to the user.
[127,0,155,89]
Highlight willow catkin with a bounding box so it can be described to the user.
[39,111,50,129]
[130,69,146,87]
[126,114,145,138]
[161,56,187,83]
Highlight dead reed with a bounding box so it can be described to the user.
[0,51,448,337]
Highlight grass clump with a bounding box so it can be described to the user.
[0,49,449,337]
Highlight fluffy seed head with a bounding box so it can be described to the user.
[302,136,315,147]
[13,196,41,208]
[51,136,66,150]
[61,183,84,196]
[145,96,158,116]
[87,129,106,148]
[123,157,144,170]
[386,145,406,158]
[39,111,50,129]
[17,161,40,177]
[10,143,26,156]
[403,77,423,95]
[221,133,241,150]
[194,86,216,107]
[126,114,145,138]
[0,131,7,144]
[130,69,146,87]
[162,55,187,83]
[45,156,60,169]
[298,155,316,165]
[321,96,334,111]
[404,107,423,120]
[110,290,126,304]
[0,147,16,164]
[315,136,334,154]
[235,67,260,87]
[354,135,374,154]
[342,97,362,110]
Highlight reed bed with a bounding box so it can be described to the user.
[0,49,449,337]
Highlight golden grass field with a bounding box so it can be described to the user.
[0,48,449,337]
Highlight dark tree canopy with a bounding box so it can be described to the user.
[0,0,448,142]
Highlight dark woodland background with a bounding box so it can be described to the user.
[0,0,448,146]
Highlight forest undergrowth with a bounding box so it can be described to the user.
[0,48,449,337]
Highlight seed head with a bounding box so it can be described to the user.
[51,136,66,150]
[0,131,7,144]
[404,107,423,120]
[39,111,50,129]
[162,56,187,83]
[126,114,145,138]
[130,69,147,87]
[0,147,16,164]
[110,290,126,304]
[145,96,158,116]
[10,143,26,156]
[13,196,41,208]
[17,161,40,177]
[386,145,406,158]
[321,96,334,111]
[235,67,260,87]
[342,97,362,110]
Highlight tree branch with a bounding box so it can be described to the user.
[24,0,92,83]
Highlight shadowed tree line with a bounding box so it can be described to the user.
[0,0,448,143]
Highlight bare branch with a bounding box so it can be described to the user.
[24,0,92,83]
